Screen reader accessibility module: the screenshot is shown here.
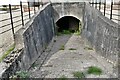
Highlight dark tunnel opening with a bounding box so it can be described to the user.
[56,16,80,33]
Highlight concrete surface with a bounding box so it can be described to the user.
[22,3,55,70]
[29,34,117,78]
[82,3,119,64]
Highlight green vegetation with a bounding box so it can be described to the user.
[59,45,65,50]
[74,23,82,35]
[72,66,102,78]
[84,46,93,50]
[59,75,68,80]
[57,30,72,36]
[62,30,71,34]
[74,30,81,35]
[69,48,76,50]
[87,66,102,75]
[16,71,30,78]
[9,71,30,79]
[0,43,15,62]
[31,63,39,69]
[72,71,85,78]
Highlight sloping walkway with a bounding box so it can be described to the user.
[29,34,116,78]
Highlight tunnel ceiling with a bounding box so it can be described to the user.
[56,16,80,32]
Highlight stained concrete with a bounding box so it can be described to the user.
[82,3,119,64]
[29,34,117,78]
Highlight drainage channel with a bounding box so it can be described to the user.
[28,33,115,78]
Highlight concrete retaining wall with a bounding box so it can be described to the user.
[1,3,55,78]
[22,4,55,70]
[82,3,119,64]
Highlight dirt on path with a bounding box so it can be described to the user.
[29,34,117,78]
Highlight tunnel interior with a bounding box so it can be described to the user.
[56,16,80,33]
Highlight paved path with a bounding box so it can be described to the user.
[29,34,117,78]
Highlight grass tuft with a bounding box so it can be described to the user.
[72,71,85,78]
[59,75,68,80]
[31,63,39,69]
[87,66,102,75]
[69,48,76,50]
[74,30,81,35]
[62,30,71,34]
[57,30,72,36]
[10,71,30,79]
[59,45,65,50]
[16,71,30,78]
[84,46,93,50]
[0,43,15,62]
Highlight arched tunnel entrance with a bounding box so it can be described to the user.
[56,16,80,33]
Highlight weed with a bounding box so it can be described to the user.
[87,66,102,75]
[0,43,15,62]
[59,45,65,50]
[62,30,71,34]
[72,71,85,78]
[57,30,72,36]
[84,46,93,50]
[16,71,30,78]
[74,30,80,35]
[59,75,68,80]
[31,63,39,69]
[10,71,30,79]
[69,48,76,50]
[9,75,17,80]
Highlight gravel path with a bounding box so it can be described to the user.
[29,34,117,78]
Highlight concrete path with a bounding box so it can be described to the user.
[29,34,116,78]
